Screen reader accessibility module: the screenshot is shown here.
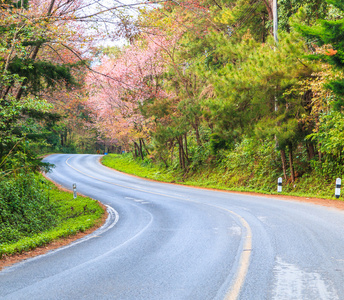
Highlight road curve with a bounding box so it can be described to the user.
[1,154,344,300]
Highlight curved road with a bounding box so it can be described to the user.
[1,154,344,300]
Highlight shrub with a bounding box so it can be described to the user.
[0,174,57,244]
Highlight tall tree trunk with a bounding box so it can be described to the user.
[139,139,144,160]
[170,140,174,165]
[1,86,11,100]
[262,0,273,21]
[141,139,150,155]
[178,136,185,170]
[133,142,139,158]
[280,149,287,181]
[181,138,185,170]
[65,129,68,146]
[60,131,66,147]
[261,0,274,35]
[193,123,201,146]
[184,133,189,163]
[288,144,295,183]
[318,147,322,163]
[178,140,183,169]
[306,142,315,160]
[261,14,266,43]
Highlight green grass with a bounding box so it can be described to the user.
[102,153,175,182]
[102,153,342,201]
[0,175,105,258]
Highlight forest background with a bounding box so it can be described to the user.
[1,0,344,228]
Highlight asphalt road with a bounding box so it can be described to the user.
[1,154,344,300]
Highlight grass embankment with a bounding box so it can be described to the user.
[102,153,340,200]
[103,154,175,182]
[0,175,105,258]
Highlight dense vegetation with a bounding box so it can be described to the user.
[102,153,334,199]
[0,174,104,258]
[88,0,344,195]
[0,174,57,244]
[0,0,109,250]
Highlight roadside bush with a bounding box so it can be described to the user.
[220,137,280,190]
[0,174,57,244]
[0,174,105,257]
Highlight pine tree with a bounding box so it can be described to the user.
[296,0,344,109]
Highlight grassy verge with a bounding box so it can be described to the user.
[102,153,176,182]
[102,153,340,200]
[0,175,105,258]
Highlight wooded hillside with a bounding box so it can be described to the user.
[1,0,344,190]
[86,0,344,187]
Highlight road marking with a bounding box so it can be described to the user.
[124,197,150,204]
[222,210,252,300]
[2,204,120,272]
[65,155,252,300]
[202,205,252,300]
[53,204,119,249]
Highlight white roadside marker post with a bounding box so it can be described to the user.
[277,177,282,193]
[335,178,341,199]
[73,183,77,199]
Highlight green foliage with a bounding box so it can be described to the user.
[209,133,232,154]
[8,58,78,94]
[0,174,57,244]
[0,174,104,257]
[307,111,344,177]
[97,0,344,192]
[296,0,344,107]
[101,148,340,199]
[220,136,281,190]
[0,96,58,173]
[0,2,93,171]
[1,0,29,9]
[213,0,269,42]
[127,1,343,183]
[278,0,328,32]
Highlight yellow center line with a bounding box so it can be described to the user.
[223,210,252,300]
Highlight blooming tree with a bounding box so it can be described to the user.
[87,33,172,153]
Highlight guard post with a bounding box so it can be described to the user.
[73,183,77,199]
[335,178,341,199]
[277,177,282,193]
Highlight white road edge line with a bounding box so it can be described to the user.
[52,205,120,250]
[2,205,119,272]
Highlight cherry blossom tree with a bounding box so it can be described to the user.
[86,33,172,155]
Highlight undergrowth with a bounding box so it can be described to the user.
[0,174,105,258]
[102,153,341,200]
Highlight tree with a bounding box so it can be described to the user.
[0,0,142,171]
[86,35,169,155]
[289,0,344,177]
[296,0,344,109]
